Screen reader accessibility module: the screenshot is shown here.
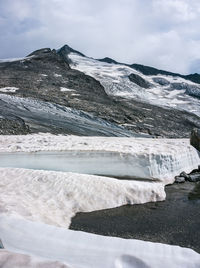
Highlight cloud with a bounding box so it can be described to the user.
[0,0,200,74]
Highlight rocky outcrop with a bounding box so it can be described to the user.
[169,83,200,99]
[152,77,170,86]
[128,73,152,88]
[0,116,30,135]
[98,57,119,64]
[175,166,200,183]
[57,44,85,64]
[190,129,200,152]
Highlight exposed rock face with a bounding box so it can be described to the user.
[190,129,200,152]
[128,73,151,88]
[170,82,200,99]
[0,116,30,135]
[175,166,200,183]
[98,57,119,64]
[57,44,85,64]
[152,77,170,86]
[175,176,185,183]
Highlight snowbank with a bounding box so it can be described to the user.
[0,214,199,268]
[0,135,199,183]
[0,168,165,228]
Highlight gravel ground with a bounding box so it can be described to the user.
[70,181,200,253]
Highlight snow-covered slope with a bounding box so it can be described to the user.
[1,214,200,268]
[0,55,35,63]
[0,168,165,228]
[69,53,200,117]
[0,134,199,183]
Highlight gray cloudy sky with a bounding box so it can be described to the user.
[0,0,200,74]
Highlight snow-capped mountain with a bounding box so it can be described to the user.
[0,44,199,137]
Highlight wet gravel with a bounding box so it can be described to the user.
[70,182,200,253]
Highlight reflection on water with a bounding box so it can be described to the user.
[188,182,200,200]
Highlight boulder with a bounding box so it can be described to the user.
[179,171,190,180]
[128,73,152,88]
[188,173,200,182]
[190,129,200,152]
[175,176,185,183]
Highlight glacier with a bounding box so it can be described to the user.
[68,53,200,117]
[0,214,200,268]
[0,94,135,136]
[0,134,199,183]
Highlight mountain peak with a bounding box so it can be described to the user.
[97,57,119,64]
[27,48,52,57]
[57,44,85,57]
[56,44,85,64]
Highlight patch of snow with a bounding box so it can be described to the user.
[54,73,62,77]
[0,55,35,63]
[40,74,48,77]
[60,87,75,92]
[0,87,19,93]
[121,123,137,127]
[0,215,199,268]
[144,123,154,127]
[71,93,80,96]
[141,107,152,111]
[0,168,165,227]
[0,135,199,183]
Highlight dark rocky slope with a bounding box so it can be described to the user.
[191,129,200,152]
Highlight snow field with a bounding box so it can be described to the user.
[0,214,200,268]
